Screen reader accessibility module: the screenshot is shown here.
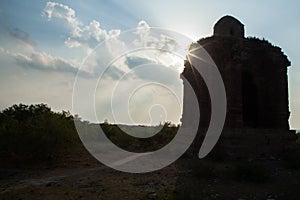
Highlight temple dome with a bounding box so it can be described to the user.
[213,15,244,38]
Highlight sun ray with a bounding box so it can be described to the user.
[188,52,207,63]
[188,44,204,53]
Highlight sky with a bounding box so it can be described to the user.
[0,1,299,128]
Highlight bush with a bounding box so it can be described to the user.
[101,122,178,152]
[0,104,79,162]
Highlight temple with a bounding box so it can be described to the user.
[182,15,296,158]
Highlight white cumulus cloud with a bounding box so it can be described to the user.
[43,2,121,51]
[133,20,178,52]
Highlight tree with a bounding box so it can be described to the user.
[0,103,79,161]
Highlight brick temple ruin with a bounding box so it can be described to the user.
[182,16,297,158]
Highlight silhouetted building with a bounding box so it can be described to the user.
[183,15,290,129]
[182,15,296,158]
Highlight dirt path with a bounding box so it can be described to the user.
[0,166,105,193]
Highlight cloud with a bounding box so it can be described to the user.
[0,47,6,54]
[123,54,182,88]
[135,20,150,37]
[14,51,78,74]
[124,51,183,71]
[43,2,121,50]
[133,20,178,52]
[0,48,83,75]
[43,1,80,35]
[0,47,125,79]
[125,55,156,69]
[0,16,36,49]
[9,28,36,48]
[41,2,182,81]
[64,37,81,48]
[101,65,125,80]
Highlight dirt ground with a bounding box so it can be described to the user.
[1,152,300,200]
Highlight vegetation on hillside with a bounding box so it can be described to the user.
[0,103,179,165]
[0,104,80,162]
[101,122,178,152]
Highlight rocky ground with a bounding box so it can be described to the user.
[1,152,300,200]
